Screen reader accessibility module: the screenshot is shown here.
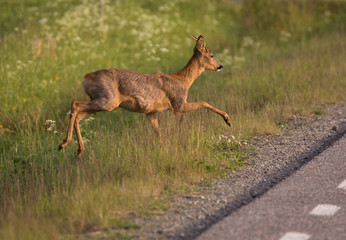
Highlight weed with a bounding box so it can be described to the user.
[109,219,141,230]
[312,109,326,115]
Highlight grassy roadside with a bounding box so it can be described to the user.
[0,1,345,239]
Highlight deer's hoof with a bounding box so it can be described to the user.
[58,144,63,151]
[224,116,231,127]
[75,149,84,159]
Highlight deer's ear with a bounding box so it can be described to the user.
[190,35,198,41]
[196,35,206,52]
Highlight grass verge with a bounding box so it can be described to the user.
[0,1,345,239]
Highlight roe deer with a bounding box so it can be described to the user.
[58,35,230,158]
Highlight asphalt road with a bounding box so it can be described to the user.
[197,134,346,240]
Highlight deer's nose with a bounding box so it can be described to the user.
[217,65,223,71]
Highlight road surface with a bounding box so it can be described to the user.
[197,134,346,240]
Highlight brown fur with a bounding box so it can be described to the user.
[58,35,230,158]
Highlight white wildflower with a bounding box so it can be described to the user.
[45,120,56,126]
[83,116,95,122]
[280,31,292,42]
[39,18,47,24]
[242,36,254,48]
[160,47,169,53]
[45,120,56,132]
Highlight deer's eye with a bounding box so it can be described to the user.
[210,55,214,59]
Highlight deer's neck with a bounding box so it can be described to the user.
[173,54,205,88]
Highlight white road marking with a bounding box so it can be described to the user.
[337,179,346,190]
[279,232,311,240]
[309,204,341,216]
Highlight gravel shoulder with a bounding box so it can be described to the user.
[87,103,346,240]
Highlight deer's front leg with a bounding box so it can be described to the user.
[180,101,231,127]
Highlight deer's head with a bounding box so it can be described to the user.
[192,35,223,72]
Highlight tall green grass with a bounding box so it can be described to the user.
[0,0,345,239]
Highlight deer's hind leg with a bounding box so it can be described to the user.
[58,101,86,151]
[58,97,118,158]
[74,111,93,159]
